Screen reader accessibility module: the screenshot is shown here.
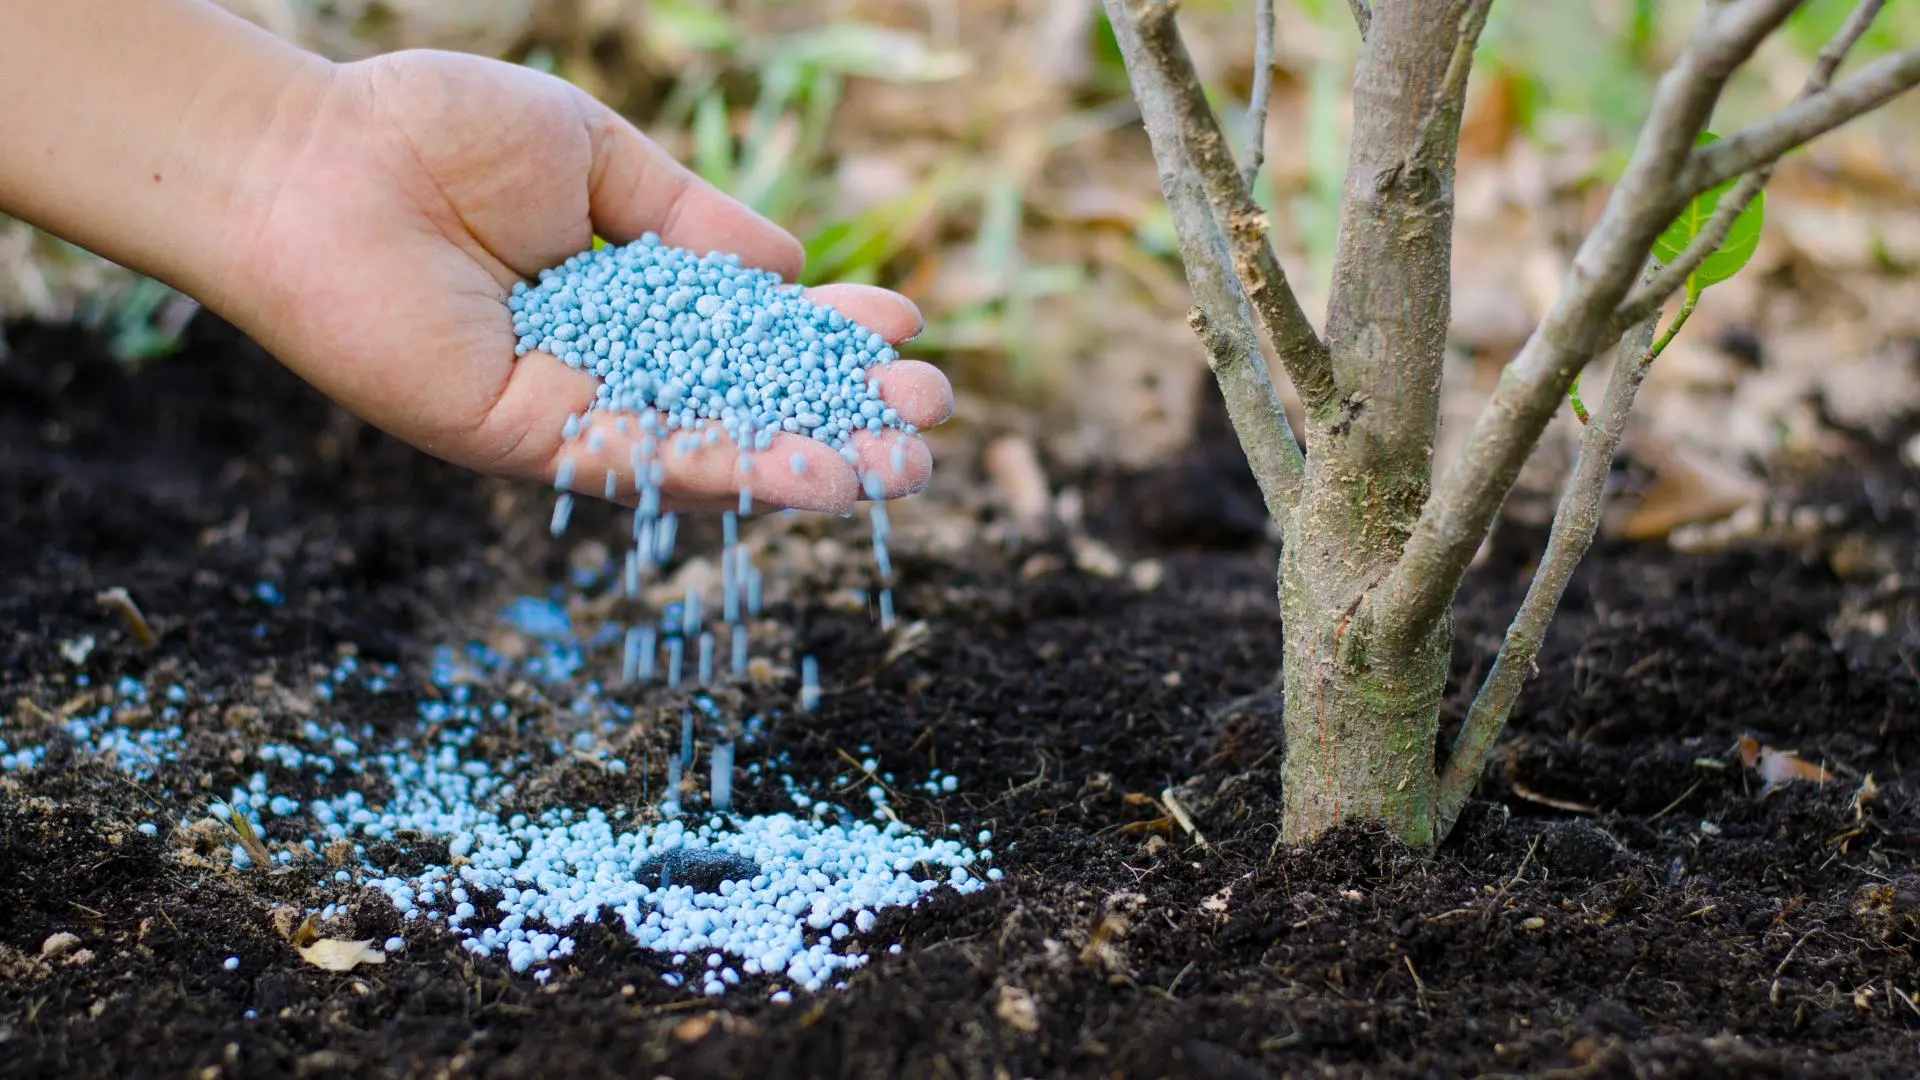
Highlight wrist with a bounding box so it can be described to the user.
[156,40,339,321]
[0,1,335,321]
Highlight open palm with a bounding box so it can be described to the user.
[231,50,951,514]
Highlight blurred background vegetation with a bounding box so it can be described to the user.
[5,0,1917,540]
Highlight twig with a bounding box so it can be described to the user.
[1113,0,1336,411]
[1102,0,1307,524]
[1345,0,1370,39]
[1404,955,1430,1018]
[1681,45,1920,203]
[1647,778,1706,823]
[1770,927,1818,1004]
[1411,0,1496,166]
[1160,785,1212,852]
[1167,961,1196,996]
[1375,0,1807,651]
[1482,834,1541,925]
[1242,0,1275,191]
[1618,0,1900,329]
[1507,779,1600,816]
[94,587,158,648]
[1435,307,1663,833]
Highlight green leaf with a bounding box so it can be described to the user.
[1651,132,1766,295]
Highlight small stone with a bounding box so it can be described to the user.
[632,848,763,894]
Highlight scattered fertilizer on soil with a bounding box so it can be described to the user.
[1,237,953,1005]
[0,598,993,1001]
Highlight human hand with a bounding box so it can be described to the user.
[229,50,953,514]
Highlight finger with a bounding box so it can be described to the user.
[872,360,956,430]
[801,284,925,344]
[576,94,805,280]
[465,349,601,480]
[727,435,861,515]
[558,410,862,516]
[795,287,950,432]
[850,429,934,500]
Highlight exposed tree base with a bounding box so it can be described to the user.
[1278,541,1452,847]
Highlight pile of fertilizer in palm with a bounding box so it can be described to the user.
[511,233,913,457]
[510,233,907,661]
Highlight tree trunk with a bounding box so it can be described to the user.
[1278,499,1452,846]
[1274,0,1481,846]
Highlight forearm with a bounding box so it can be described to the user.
[0,0,333,316]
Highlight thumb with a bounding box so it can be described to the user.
[575,91,805,279]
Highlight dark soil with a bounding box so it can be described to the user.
[2,316,1918,1080]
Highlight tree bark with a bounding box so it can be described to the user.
[1101,0,1307,528]
[1276,0,1486,845]
[1103,0,1919,852]
[1280,544,1450,844]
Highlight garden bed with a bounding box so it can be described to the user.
[2,317,1916,1079]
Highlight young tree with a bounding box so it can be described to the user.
[1101,0,1920,846]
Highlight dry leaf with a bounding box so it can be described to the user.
[1759,751,1833,788]
[1736,735,1835,790]
[1854,774,1881,820]
[297,938,386,972]
[1614,437,1766,541]
[995,985,1041,1033]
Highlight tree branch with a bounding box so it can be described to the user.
[1429,0,1901,827]
[1679,45,1920,201]
[1243,0,1275,190]
[1292,0,1490,581]
[1373,0,1804,651]
[1412,0,1496,166]
[1346,0,1371,40]
[1174,172,1308,521]
[1618,0,1899,330]
[1100,0,1306,523]
[1117,0,1337,412]
[1433,307,1664,834]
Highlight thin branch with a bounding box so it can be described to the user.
[1346,0,1371,39]
[1373,0,1804,651]
[1175,173,1309,520]
[1305,0,1493,534]
[1432,1,1902,829]
[1243,0,1275,190]
[1412,0,1496,166]
[1121,0,1337,412]
[1620,0,1895,358]
[1434,304,1665,834]
[1678,45,1920,201]
[1809,0,1891,85]
[1101,0,1306,522]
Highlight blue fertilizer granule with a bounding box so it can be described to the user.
[511,234,912,457]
